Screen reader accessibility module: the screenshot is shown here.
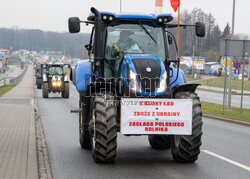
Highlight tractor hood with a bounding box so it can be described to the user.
[121,54,167,96]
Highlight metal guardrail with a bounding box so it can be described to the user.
[9,67,28,85]
[0,67,28,87]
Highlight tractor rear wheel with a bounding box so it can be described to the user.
[79,96,91,149]
[63,83,69,98]
[90,93,117,163]
[37,83,42,89]
[42,83,49,98]
[148,135,171,149]
[171,92,203,163]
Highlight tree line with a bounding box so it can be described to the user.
[169,8,249,62]
[0,27,90,59]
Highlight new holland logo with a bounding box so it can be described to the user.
[146,67,151,73]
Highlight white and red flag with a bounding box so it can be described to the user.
[155,0,163,14]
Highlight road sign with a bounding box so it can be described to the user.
[222,58,231,68]
[220,39,250,57]
[234,62,241,69]
[234,69,240,75]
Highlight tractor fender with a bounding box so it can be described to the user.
[74,60,92,92]
[42,74,47,82]
[171,83,200,98]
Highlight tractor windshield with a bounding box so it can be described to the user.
[48,66,64,75]
[105,22,166,62]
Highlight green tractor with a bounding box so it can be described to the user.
[69,7,205,163]
[35,64,46,89]
[42,64,71,98]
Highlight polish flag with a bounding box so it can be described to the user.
[155,0,163,14]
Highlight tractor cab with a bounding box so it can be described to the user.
[69,8,205,97]
[89,12,173,96]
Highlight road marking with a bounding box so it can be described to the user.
[202,150,250,172]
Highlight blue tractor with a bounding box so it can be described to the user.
[69,7,205,163]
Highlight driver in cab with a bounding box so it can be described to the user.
[112,31,142,59]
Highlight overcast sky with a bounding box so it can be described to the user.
[0,0,249,35]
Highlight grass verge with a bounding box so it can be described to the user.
[201,101,250,123]
[0,85,13,97]
[198,77,250,91]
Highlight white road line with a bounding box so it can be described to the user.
[202,150,250,172]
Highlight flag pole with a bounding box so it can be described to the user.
[177,5,180,59]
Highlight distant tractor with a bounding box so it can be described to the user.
[69,7,205,163]
[42,64,70,98]
[35,64,46,89]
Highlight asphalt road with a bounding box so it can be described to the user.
[37,84,250,179]
[197,90,250,109]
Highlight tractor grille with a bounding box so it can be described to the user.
[132,58,161,92]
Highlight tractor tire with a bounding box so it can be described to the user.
[42,83,49,98]
[61,91,64,98]
[90,93,117,163]
[37,83,42,89]
[148,135,171,149]
[171,92,203,163]
[37,79,42,89]
[63,83,69,98]
[79,95,91,149]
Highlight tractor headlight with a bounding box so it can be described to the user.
[57,81,62,86]
[109,16,113,21]
[129,70,142,93]
[52,81,57,86]
[157,71,167,93]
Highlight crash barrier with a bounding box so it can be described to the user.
[0,78,6,87]
[8,67,27,85]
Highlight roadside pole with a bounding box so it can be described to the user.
[120,0,122,12]
[223,40,228,114]
[240,42,247,113]
[192,45,195,78]
[228,57,232,111]
[228,0,236,111]
[248,58,250,80]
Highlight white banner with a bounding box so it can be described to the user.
[120,98,193,135]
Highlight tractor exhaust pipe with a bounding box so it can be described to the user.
[90,7,104,78]
[90,7,102,59]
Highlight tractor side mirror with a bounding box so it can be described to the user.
[195,22,205,37]
[68,17,81,33]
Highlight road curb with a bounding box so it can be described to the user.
[33,75,53,179]
[27,97,39,179]
[203,114,250,127]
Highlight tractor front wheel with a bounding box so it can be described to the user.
[79,96,91,149]
[171,92,203,163]
[63,83,69,98]
[42,83,49,98]
[90,93,117,163]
